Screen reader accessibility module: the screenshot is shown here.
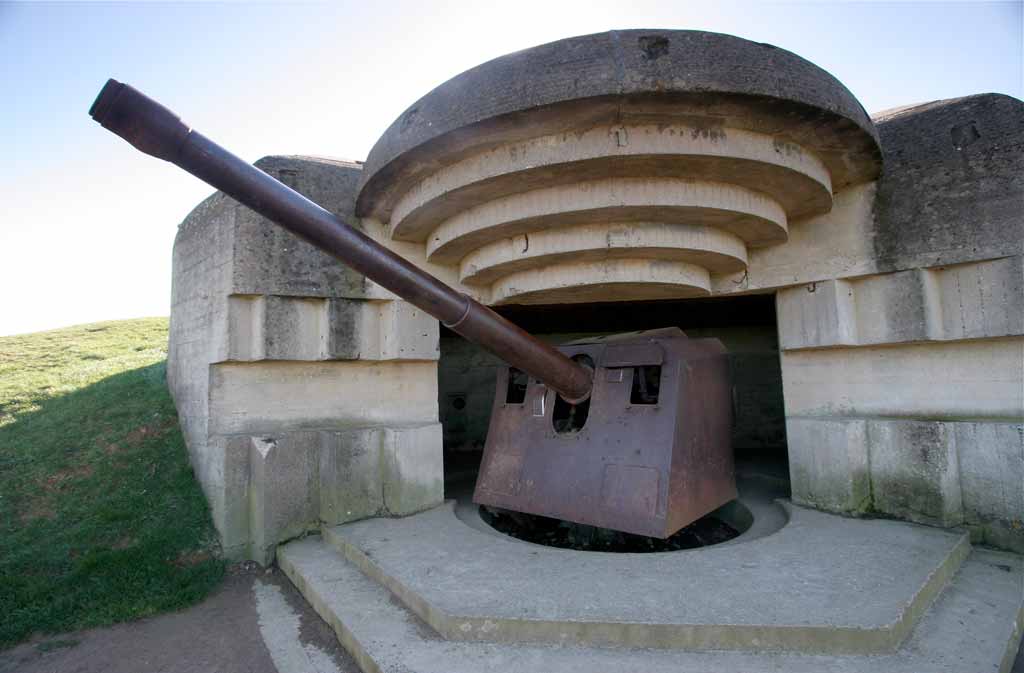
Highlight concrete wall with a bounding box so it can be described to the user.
[777,263,1024,551]
[772,96,1024,552]
[169,156,443,563]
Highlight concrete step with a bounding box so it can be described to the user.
[278,533,1024,673]
[315,499,972,654]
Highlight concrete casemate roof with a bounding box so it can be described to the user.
[356,29,882,220]
[870,93,1024,271]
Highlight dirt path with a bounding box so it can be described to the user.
[0,566,357,673]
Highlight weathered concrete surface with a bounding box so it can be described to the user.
[788,417,1024,551]
[780,338,1023,420]
[491,258,712,304]
[391,123,833,243]
[714,94,1022,297]
[279,533,1023,673]
[226,294,439,362]
[872,94,1024,272]
[460,221,748,285]
[248,433,321,561]
[358,29,881,220]
[316,500,969,653]
[868,421,964,528]
[169,155,444,563]
[208,361,438,435]
[956,423,1024,552]
[777,253,1023,550]
[711,181,878,296]
[425,177,789,262]
[347,30,887,306]
[232,156,375,298]
[786,417,870,513]
[229,423,443,564]
[777,258,1024,349]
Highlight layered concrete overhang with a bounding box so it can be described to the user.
[355,29,882,304]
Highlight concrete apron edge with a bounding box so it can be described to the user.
[999,600,1024,673]
[277,550,385,673]
[318,518,973,655]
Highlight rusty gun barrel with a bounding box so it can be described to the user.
[89,79,593,402]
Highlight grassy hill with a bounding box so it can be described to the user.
[0,318,223,648]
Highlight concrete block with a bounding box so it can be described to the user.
[226,295,265,361]
[780,338,1024,420]
[787,418,870,513]
[714,182,878,297]
[381,424,444,516]
[777,279,856,350]
[377,301,439,361]
[318,428,386,526]
[230,157,387,300]
[248,432,321,564]
[208,360,439,435]
[226,296,439,363]
[852,269,930,344]
[931,256,1024,341]
[261,296,327,360]
[324,298,376,360]
[189,434,252,561]
[318,423,443,527]
[954,422,1024,551]
[777,259,1023,351]
[787,418,1022,551]
[867,420,963,527]
[219,434,255,560]
[325,299,439,362]
[233,210,374,297]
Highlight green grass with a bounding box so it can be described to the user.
[0,318,224,649]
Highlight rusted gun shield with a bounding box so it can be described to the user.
[474,327,737,538]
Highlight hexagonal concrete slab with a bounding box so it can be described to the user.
[280,532,1023,673]
[310,497,972,654]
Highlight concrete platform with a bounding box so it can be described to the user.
[279,533,1023,673]
[313,499,973,653]
[277,464,1023,671]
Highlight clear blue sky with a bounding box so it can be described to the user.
[1,1,1020,335]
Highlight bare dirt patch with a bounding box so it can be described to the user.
[124,420,175,447]
[19,500,56,524]
[42,464,94,492]
[172,550,213,568]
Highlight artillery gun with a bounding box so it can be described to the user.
[89,80,736,538]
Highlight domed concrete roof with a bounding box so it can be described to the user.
[357,29,881,221]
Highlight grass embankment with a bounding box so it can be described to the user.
[0,318,224,648]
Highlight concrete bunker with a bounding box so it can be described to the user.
[141,26,1024,673]
[164,29,1022,564]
